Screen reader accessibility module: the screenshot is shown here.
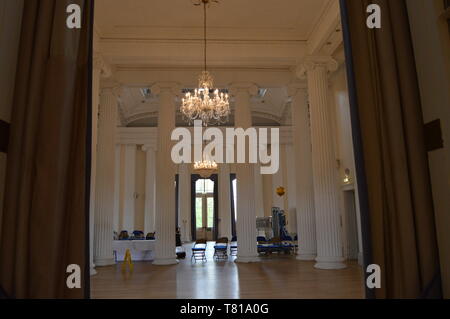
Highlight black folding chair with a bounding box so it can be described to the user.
[230,236,237,256]
[191,239,207,262]
[213,237,229,260]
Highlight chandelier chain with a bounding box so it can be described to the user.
[180,0,230,127]
[204,1,207,72]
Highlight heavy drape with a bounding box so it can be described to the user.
[0,0,92,298]
[341,0,442,298]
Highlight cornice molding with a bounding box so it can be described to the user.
[93,54,113,78]
[116,126,293,147]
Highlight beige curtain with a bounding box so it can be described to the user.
[343,0,442,298]
[0,0,92,298]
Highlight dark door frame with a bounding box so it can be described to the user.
[339,0,374,299]
[190,174,219,241]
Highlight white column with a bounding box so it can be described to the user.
[143,145,156,234]
[288,83,317,261]
[152,82,180,265]
[218,163,232,240]
[298,57,346,269]
[285,145,297,234]
[122,144,136,232]
[178,163,191,242]
[90,56,112,274]
[89,57,101,275]
[113,145,121,233]
[94,87,118,266]
[231,83,259,263]
[254,164,265,218]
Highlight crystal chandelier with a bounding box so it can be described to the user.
[193,139,218,178]
[181,0,230,126]
[193,159,218,178]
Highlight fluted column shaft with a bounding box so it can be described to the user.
[178,163,191,242]
[122,144,136,232]
[254,164,265,218]
[231,83,259,263]
[218,163,232,239]
[143,146,156,234]
[94,88,118,266]
[289,84,317,260]
[153,83,179,265]
[301,57,346,269]
[285,145,297,234]
[113,145,121,233]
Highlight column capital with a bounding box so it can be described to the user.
[296,56,339,79]
[93,54,113,78]
[142,144,156,152]
[101,85,123,99]
[287,82,308,98]
[150,82,181,97]
[229,82,259,97]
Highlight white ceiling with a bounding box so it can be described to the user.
[95,0,331,41]
[95,0,342,127]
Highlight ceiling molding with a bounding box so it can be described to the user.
[116,126,293,147]
[109,67,295,88]
[306,0,341,55]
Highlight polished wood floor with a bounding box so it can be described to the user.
[91,243,365,299]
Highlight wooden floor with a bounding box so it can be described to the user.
[91,244,365,299]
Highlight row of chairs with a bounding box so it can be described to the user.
[191,236,238,262]
[116,230,155,240]
[257,236,297,255]
[191,234,298,262]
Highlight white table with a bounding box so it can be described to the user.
[112,240,156,262]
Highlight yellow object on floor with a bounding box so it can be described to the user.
[121,249,134,273]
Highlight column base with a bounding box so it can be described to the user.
[94,257,115,267]
[314,256,347,270]
[235,256,260,263]
[153,258,179,266]
[90,263,97,276]
[296,254,316,261]
[358,252,363,266]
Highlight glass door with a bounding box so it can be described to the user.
[195,178,215,241]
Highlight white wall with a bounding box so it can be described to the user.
[330,63,364,263]
[0,0,24,240]
[407,0,450,297]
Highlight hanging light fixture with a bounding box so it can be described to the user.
[193,141,218,178]
[194,159,218,179]
[181,0,230,126]
[194,139,219,178]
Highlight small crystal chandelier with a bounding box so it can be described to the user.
[194,159,218,178]
[181,0,230,126]
[193,140,218,178]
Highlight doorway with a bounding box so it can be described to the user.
[195,179,214,240]
[343,190,359,261]
[191,174,218,241]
